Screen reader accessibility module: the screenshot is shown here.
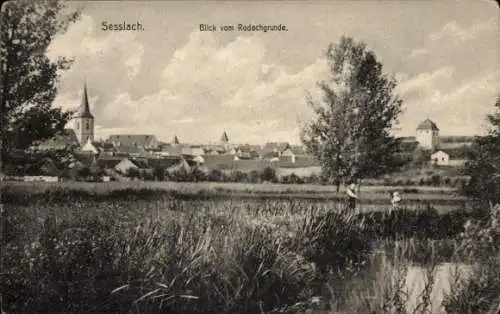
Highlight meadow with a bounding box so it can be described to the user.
[1,184,499,313]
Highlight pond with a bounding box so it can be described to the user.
[335,250,473,313]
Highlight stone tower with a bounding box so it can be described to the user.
[73,82,94,145]
[416,118,439,150]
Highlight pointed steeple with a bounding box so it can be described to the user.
[220,131,229,143]
[76,82,94,119]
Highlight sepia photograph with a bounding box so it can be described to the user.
[1,0,499,313]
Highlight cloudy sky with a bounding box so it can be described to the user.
[47,0,499,144]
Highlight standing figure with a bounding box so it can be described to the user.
[345,183,359,212]
[390,191,402,212]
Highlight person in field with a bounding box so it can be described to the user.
[390,191,402,212]
[345,183,359,211]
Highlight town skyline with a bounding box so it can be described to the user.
[49,0,499,145]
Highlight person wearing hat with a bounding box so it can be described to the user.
[390,191,402,212]
[345,182,359,211]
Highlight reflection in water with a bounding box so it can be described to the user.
[339,251,473,314]
[403,263,472,313]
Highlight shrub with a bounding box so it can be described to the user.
[443,205,500,314]
[260,167,277,183]
[430,174,441,186]
[248,170,260,183]
[207,169,227,182]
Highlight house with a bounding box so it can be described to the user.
[431,150,449,166]
[107,134,159,150]
[114,158,150,175]
[160,144,191,156]
[416,118,439,150]
[280,146,307,164]
[80,138,100,154]
[36,129,80,151]
[203,144,226,155]
[165,158,191,175]
[114,145,149,157]
[431,146,471,166]
[188,145,205,157]
[97,156,123,169]
[147,156,183,169]
[262,142,290,158]
[25,157,60,176]
[235,144,261,159]
[80,138,117,156]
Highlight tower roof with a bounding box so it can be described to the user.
[75,82,94,119]
[417,118,439,131]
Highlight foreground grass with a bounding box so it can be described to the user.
[1,187,498,313]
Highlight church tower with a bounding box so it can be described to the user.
[415,118,439,151]
[73,82,94,145]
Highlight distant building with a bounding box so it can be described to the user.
[108,134,158,150]
[36,129,80,151]
[416,118,439,150]
[431,147,471,167]
[262,142,290,159]
[71,82,94,145]
[280,146,306,164]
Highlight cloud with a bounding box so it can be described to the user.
[57,28,329,143]
[397,67,454,96]
[429,18,497,42]
[50,14,145,114]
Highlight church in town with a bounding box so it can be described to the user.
[34,83,474,169]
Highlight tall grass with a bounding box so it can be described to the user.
[1,187,498,313]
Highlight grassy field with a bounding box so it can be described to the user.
[1,186,498,313]
[4,181,468,215]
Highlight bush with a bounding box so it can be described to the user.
[260,167,277,183]
[430,174,441,186]
[230,170,247,182]
[443,205,500,313]
[207,169,227,182]
[281,173,304,184]
[248,170,260,183]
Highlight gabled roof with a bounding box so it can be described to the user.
[147,156,183,168]
[37,129,80,150]
[284,146,307,156]
[97,157,123,168]
[108,134,157,147]
[74,82,94,119]
[417,119,439,131]
[114,145,146,156]
[129,158,149,169]
[263,142,290,153]
[161,144,190,156]
[73,152,97,167]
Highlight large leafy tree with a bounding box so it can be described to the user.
[0,0,80,166]
[301,36,403,191]
[463,95,500,206]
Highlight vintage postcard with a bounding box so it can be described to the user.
[1,0,499,313]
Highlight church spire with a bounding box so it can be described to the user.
[76,81,94,119]
[220,131,229,143]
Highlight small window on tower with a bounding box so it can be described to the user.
[76,121,80,129]
[86,121,90,130]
